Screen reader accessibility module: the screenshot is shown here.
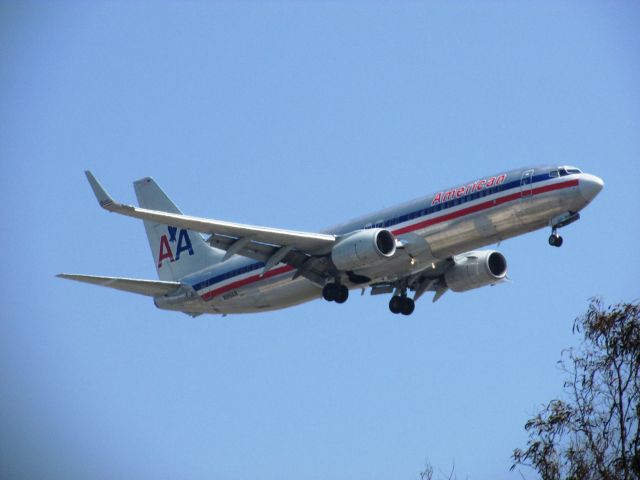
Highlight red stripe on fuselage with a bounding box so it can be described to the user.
[201,264,294,301]
[200,178,579,301]
[393,179,578,235]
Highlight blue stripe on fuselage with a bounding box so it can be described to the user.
[190,170,561,294]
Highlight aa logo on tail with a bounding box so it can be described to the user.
[158,226,194,268]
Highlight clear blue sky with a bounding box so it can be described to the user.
[1,2,639,479]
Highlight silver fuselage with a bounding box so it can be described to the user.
[165,165,602,314]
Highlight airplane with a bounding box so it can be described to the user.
[58,165,603,316]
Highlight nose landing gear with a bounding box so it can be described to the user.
[548,228,563,247]
[548,211,580,248]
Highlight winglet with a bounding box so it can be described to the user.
[85,171,116,209]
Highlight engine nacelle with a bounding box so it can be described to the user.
[331,228,397,272]
[444,250,507,292]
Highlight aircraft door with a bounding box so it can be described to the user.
[520,169,534,201]
[516,169,535,224]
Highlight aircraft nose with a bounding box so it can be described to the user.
[580,174,604,203]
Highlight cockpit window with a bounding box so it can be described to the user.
[559,166,582,176]
[549,169,559,178]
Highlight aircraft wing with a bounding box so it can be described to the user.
[57,274,181,297]
[204,233,332,285]
[85,171,335,255]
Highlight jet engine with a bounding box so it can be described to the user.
[444,250,507,292]
[331,228,397,271]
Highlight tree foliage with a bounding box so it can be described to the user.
[419,460,462,480]
[512,299,640,480]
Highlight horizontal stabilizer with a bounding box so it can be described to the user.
[57,274,181,297]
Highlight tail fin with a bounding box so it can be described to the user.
[134,177,224,281]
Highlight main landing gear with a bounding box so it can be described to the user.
[548,228,563,248]
[322,282,349,304]
[389,294,415,316]
[323,280,417,316]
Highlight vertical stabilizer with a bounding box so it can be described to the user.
[134,178,223,281]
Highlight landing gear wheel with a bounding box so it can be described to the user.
[335,285,349,304]
[389,296,415,315]
[322,283,339,302]
[389,296,403,314]
[323,283,349,303]
[400,297,415,316]
[548,234,563,247]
